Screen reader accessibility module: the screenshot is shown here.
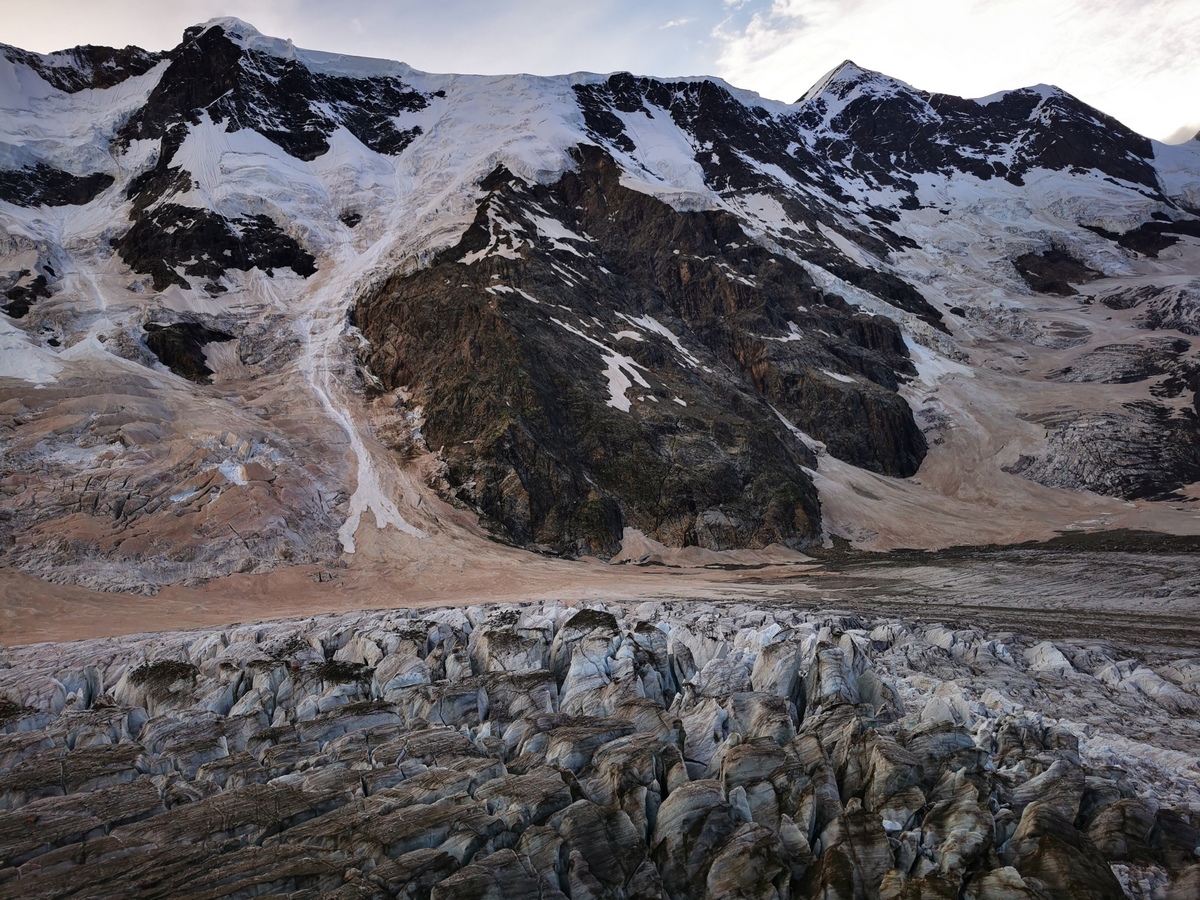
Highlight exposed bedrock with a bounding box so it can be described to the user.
[1013,247,1101,297]
[355,147,928,557]
[0,165,114,209]
[114,203,317,291]
[143,322,235,383]
[1,600,1197,898]
[0,43,166,93]
[117,22,431,162]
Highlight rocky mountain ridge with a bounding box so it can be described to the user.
[1,18,1200,589]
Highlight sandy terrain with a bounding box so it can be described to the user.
[6,537,1199,663]
[0,549,821,646]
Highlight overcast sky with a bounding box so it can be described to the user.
[4,0,1197,143]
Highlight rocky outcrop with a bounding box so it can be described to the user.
[0,42,166,93]
[1085,219,1200,259]
[1,600,1197,897]
[143,322,235,383]
[0,164,114,209]
[114,204,316,291]
[117,21,431,161]
[794,63,1160,196]
[1,270,51,319]
[354,146,928,556]
[1014,247,1101,296]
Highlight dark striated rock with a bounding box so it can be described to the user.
[1086,797,1158,865]
[555,799,654,898]
[355,147,930,556]
[114,203,316,291]
[1010,757,1085,822]
[474,767,576,831]
[0,778,164,868]
[1150,808,1200,872]
[705,822,789,899]
[0,742,144,811]
[0,164,113,208]
[430,847,567,900]
[1,43,165,92]
[143,322,235,383]
[805,648,861,710]
[1013,247,1101,296]
[651,780,739,900]
[802,801,892,900]
[118,22,430,161]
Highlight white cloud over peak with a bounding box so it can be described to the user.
[714,0,1200,141]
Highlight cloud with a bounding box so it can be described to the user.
[1163,122,1200,145]
[662,18,697,29]
[713,0,1200,141]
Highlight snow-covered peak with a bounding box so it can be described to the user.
[801,59,866,102]
[799,59,913,104]
[190,17,284,53]
[972,82,1063,107]
[195,16,261,35]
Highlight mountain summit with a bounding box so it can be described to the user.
[2,20,1200,590]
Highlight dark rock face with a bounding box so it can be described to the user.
[355,147,928,556]
[797,64,1159,195]
[114,204,316,290]
[573,73,946,326]
[1014,248,1101,296]
[0,164,114,208]
[2,271,51,319]
[0,43,165,92]
[1085,219,1200,258]
[118,23,430,161]
[143,322,235,383]
[576,73,837,202]
[103,20,433,293]
[1003,802,1129,898]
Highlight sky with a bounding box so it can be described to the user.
[3,0,1197,143]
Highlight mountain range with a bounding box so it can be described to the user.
[2,18,1200,592]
